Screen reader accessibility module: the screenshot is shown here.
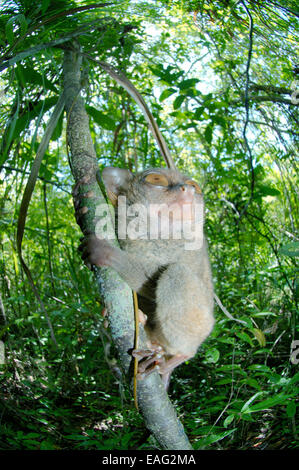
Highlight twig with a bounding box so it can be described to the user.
[1,165,71,193]
[238,1,255,221]
[214,293,247,326]
[133,290,139,410]
[16,94,65,347]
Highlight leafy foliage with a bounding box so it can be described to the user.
[0,0,298,450]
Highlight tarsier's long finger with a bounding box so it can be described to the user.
[137,353,163,374]
[132,349,155,359]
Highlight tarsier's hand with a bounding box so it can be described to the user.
[79,235,115,269]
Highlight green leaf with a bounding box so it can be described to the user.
[17,65,58,93]
[205,348,220,363]
[24,433,40,439]
[5,14,27,44]
[149,65,184,84]
[193,106,204,119]
[40,440,55,450]
[173,95,185,109]
[41,0,51,14]
[242,393,289,414]
[86,106,116,130]
[248,364,272,373]
[249,395,289,412]
[236,331,254,346]
[178,78,199,90]
[243,378,261,390]
[256,184,280,197]
[194,428,237,448]
[286,401,296,418]
[12,96,58,138]
[251,311,277,317]
[51,112,63,140]
[279,242,299,257]
[213,115,227,128]
[290,372,299,385]
[223,415,235,428]
[204,125,213,144]
[159,88,177,102]
[1,93,20,162]
[253,328,266,347]
[241,392,265,413]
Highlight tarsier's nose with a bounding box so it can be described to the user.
[180,184,194,192]
[177,184,195,203]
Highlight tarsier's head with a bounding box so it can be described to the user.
[101,166,203,208]
[101,167,204,247]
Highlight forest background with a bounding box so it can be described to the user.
[0,0,298,450]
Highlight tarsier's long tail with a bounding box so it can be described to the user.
[97,60,176,171]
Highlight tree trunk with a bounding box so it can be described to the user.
[63,44,192,450]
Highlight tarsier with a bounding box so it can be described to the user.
[76,166,214,388]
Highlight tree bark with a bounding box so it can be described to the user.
[63,44,192,450]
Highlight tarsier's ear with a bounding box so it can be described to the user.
[101,167,133,206]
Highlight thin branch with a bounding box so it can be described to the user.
[84,54,176,170]
[247,95,297,105]
[1,165,71,193]
[0,292,7,325]
[245,211,294,296]
[43,183,56,295]
[238,1,255,221]
[214,293,247,326]
[233,119,299,136]
[250,83,293,95]
[16,93,65,347]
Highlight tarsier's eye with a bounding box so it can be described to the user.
[144,173,169,187]
[185,180,202,194]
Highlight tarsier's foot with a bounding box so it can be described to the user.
[132,347,190,389]
[132,344,165,380]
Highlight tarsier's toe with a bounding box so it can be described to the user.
[132,347,165,379]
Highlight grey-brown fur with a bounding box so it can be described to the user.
[78,167,214,382]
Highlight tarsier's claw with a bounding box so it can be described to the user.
[132,348,154,358]
[132,346,166,379]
